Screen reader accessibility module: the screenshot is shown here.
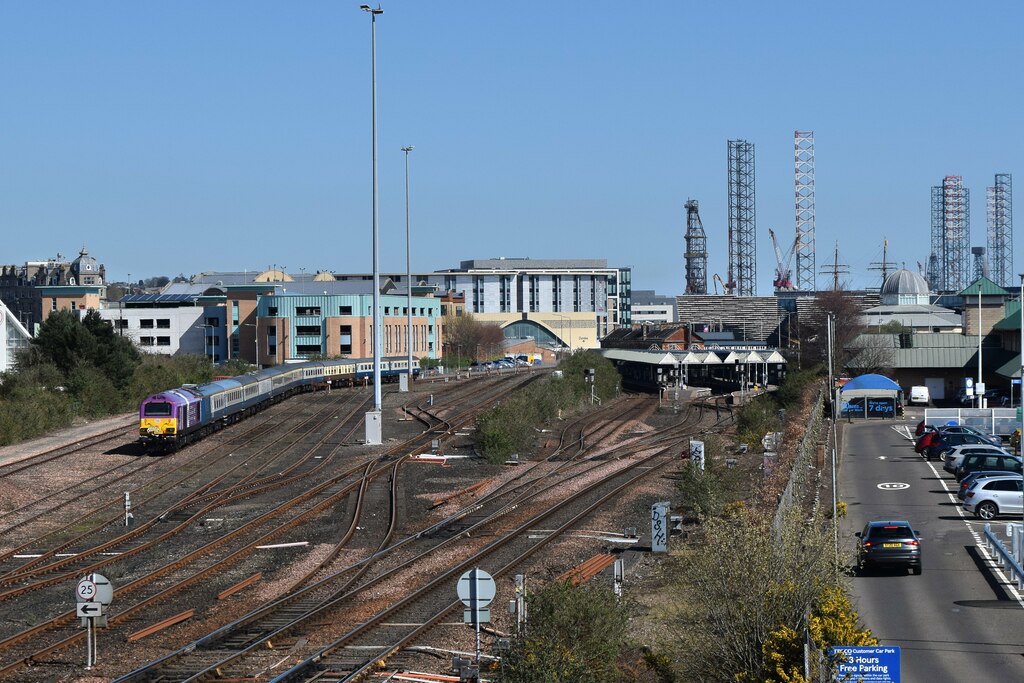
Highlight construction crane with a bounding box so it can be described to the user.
[712,273,726,295]
[768,228,797,290]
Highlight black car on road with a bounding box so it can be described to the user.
[856,520,922,575]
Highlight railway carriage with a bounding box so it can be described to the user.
[139,356,420,452]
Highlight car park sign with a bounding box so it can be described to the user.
[829,645,900,682]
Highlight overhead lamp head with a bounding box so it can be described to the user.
[360,4,383,14]
[402,146,414,152]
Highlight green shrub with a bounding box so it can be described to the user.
[502,581,629,683]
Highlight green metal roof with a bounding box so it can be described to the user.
[959,276,1010,297]
[846,332,1009,370]
[994,354,1023,379]
[992,299,1022,331]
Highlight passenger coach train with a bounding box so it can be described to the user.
[139,357,419,452]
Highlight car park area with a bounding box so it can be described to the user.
[840,417,1024,682]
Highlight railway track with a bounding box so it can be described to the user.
[0,370,536,679]
[272,405,730,682]
[0,389,372,586]
[111,397,728,682]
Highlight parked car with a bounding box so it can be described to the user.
[855,520,922,575]
[983,389,1010,407]
[926,432,1002,461]
[955,452,1023,482]
[938,425,1001,442]
[942,444,1011,474]
[914,431,939,454]
[957,470,1012,501]
[962,474,1023,520]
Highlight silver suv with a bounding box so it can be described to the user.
[942,444,1011,474]
[962,474,1023,520]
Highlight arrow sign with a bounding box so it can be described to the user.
[77,601,103,617]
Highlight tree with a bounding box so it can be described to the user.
[799,290,866,370]
[502,581,629,683]
[443,313,505,362]
[846,335,895,376]
[663,508,841,681]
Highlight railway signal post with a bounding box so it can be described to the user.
[76,573,114,670]
[457,567,495,668]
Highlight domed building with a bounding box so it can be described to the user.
[880,269,929,306]
[69,247,105,286]
[861,268,961,332]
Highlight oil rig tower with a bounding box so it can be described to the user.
[928,185,944,290]
[794,131,816,290]
[929,176,970,292]
[727,139,756,295]
[684,199,708,294]
[986,173,1013,289]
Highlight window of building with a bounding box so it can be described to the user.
[232,338,240,355]
[296,306,321,316]
[157,318,170,328]
[157,336,171,346]
[340,305,353,315]
[268,306,278,316]
[140,319,154,329]
[232,301,239,324]
[140,336,155,346]
[296,325,321,336]
[339,325,352,354]
[51,298,58,311]
[268,325,277,337]
[114,319,128,330]
[205,316,219,327]
[296,344,321,355]
[269,344,277,355]
[385,307,391,316]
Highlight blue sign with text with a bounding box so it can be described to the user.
[830,646,900,682]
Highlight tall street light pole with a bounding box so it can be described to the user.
[362,4,384,444]
[402,145,414,391]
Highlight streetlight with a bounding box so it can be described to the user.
[198,323,215,365]
[402,145,414,391]
[362,3,384,445]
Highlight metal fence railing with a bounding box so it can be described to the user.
[982,522,1024,591]
[924,408,1019,438]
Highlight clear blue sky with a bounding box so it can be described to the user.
[2,2,1021,295]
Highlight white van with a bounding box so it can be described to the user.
[909,386,930,406]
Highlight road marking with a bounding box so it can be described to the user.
[924,458,1024,608]
[877,482,910,490]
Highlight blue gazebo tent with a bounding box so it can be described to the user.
[839,374,902,418]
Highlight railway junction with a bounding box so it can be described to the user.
[0,366,745,682]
